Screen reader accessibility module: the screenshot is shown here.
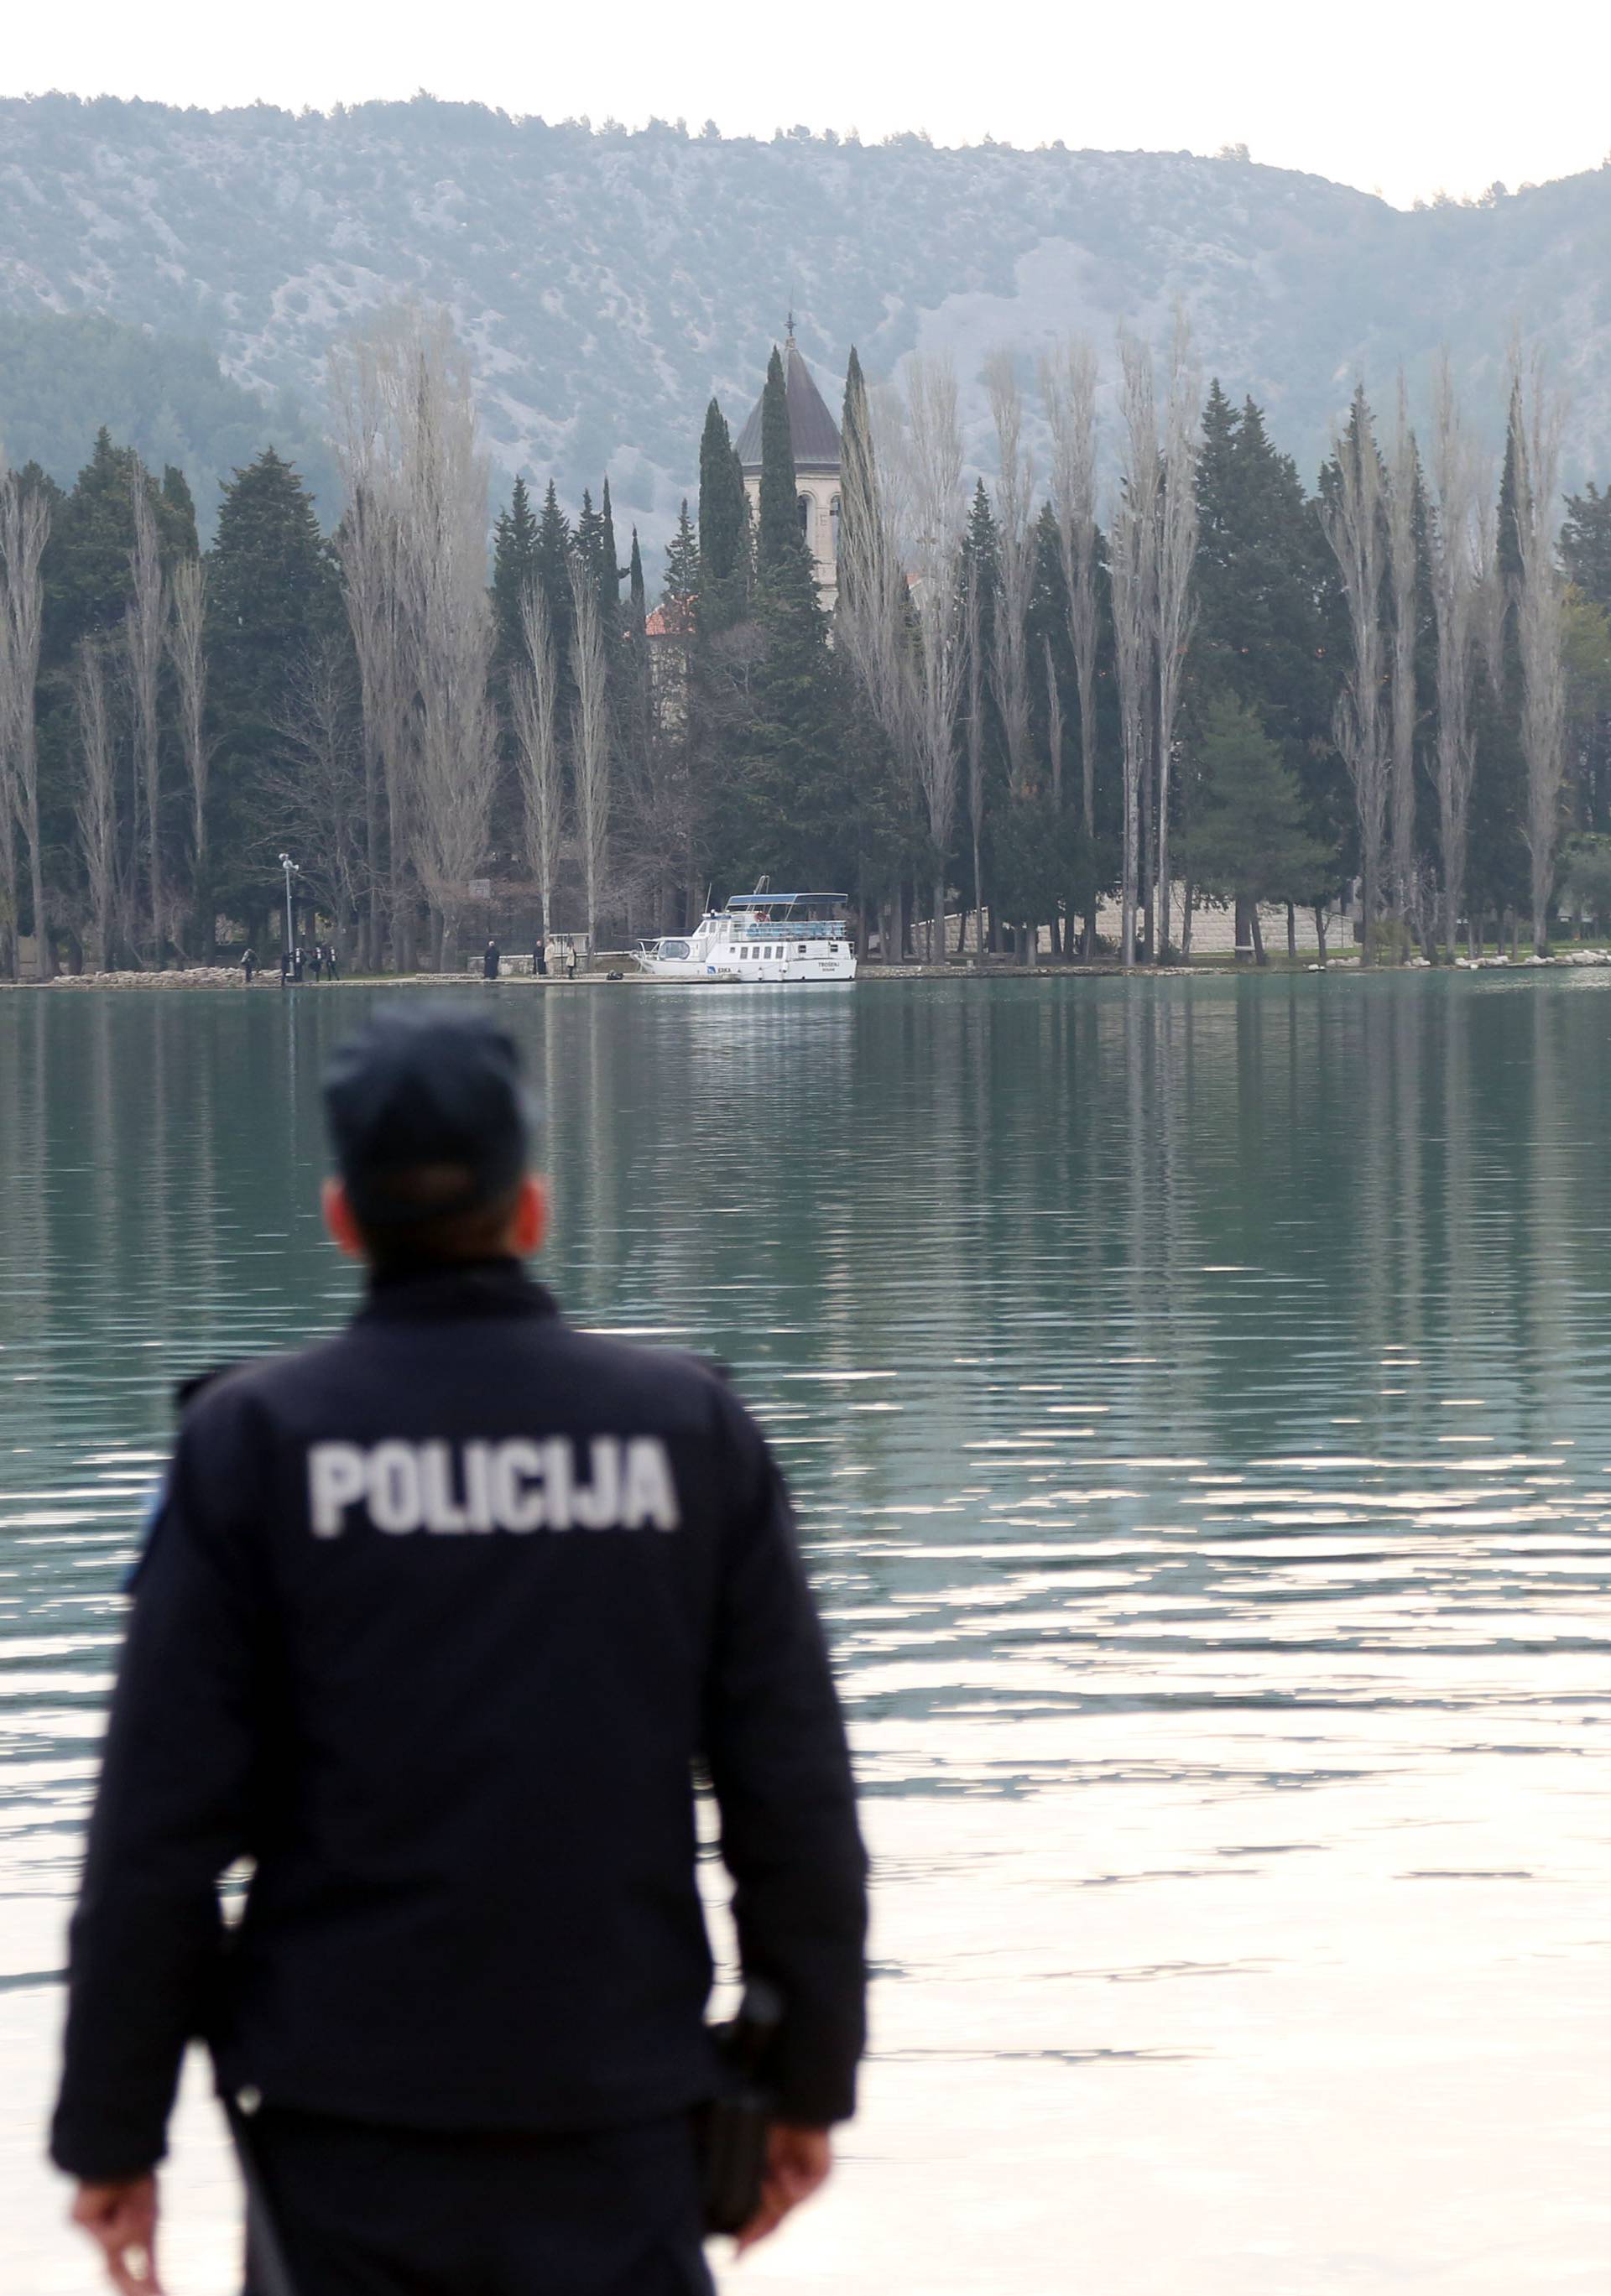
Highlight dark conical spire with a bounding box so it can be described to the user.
[736,334,841,472]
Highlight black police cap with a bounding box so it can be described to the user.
[323,1002,537,1228]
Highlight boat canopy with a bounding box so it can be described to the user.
[724,892,847,910]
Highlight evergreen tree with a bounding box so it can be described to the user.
[534,480,574,663]
[696,400,748,633]
[491,475,540,682]
[600,480,622,617]
[573,488,605,589]
[623,525,652,780]
[161,465,200,554]
[1193,385,1332,756]
[1468,393,1530,932]
[40,429,189,669]
[1184,694,1333,959]
[662,500,700,613]
[206,448,343,909]
[1561,482,1611,611]
[756,348,802,578]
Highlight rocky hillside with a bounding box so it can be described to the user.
[3,94,1608,549]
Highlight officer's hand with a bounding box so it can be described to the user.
[71,2174,163,2294]
[733,2123,832,2256]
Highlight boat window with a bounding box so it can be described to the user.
[662,940,691,961]
[797,945,807,955]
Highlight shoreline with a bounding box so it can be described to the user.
[8,949,1611,991]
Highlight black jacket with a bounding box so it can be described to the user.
[51,1263,868,2181]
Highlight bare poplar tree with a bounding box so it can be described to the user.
[837,351,915,783]
[984,351,1035,801]
[905,352,966,961]
[0,670,15,978]
[262,635,371,961]
[1510,351,1568,952]
[1385,377,1420,939]
[1426,357,1482,959]
[513,581,565,941]
[167,555,211,957]
[124,476,165,962]
[1040,337,1101,952]
[1320,389,1389,962]
[331,314,414,966]
[962,560,987,958]
[73,641,117,970]
[1113,336,1161,966]
[0,473,52,976]
[1044,634,1064,810]
[569,554,612,963]
[394,314,496,970]
[1154,318,1200,961]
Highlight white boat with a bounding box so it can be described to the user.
[633,890,857,983]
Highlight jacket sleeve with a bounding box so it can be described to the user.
[50,1402,268,2180]
[702,1397,869,2126]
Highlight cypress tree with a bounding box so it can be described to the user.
[623,526,652,780]
[600,480,622,615]
[696,400,748,631]
[1468,392,1530,936]
[756,347,804,578]
[161,464,199,554]
[743,350,842,881]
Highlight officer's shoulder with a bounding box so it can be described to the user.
[174,1333,354,1429]
[554,1325,748,1425]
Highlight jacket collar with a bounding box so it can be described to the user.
[357,1257,560,1325]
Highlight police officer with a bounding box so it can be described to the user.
[52,1002,868,2296]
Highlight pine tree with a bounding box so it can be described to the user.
[1561,482,1611,610]
[491,475,540,683]
[662,500,700,613]
[41,429,189,668]
[1184,694,1332,959]
[534,480,574,663]
[207,449,343,911]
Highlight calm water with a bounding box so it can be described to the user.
[6,974,1611,2293]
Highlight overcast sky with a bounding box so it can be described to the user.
[6,0,1608,211]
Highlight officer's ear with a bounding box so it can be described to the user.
[322,1177,368,1261]
[511,1174,548,1257]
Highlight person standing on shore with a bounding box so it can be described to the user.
[51,1004,868,2296]
[483,938,500,982]
[534,940,547,978]
[242,947,256,987]
[279,950,290,989]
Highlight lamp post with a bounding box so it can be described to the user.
[279,853,300,969]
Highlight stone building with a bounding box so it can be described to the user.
[735,325,842,607]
